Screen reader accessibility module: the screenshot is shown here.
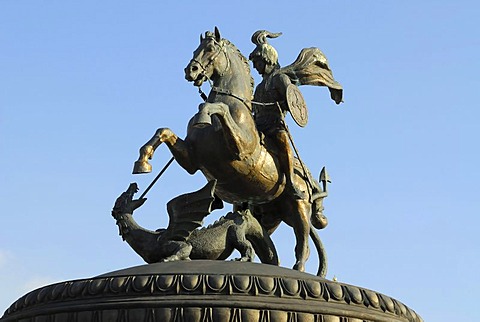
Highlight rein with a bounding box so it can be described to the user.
[191,39,230,79]
[197,84,256,111]
[197,82,281,111]
[193,38,278,110]
[193,41,251,109]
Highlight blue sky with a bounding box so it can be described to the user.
[1,1,479,321]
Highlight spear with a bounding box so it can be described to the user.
[319,166,331,194]
[138,157,175,200]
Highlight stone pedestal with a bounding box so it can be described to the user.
[1,261,422,322]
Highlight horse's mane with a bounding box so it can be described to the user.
[222,39,254,99]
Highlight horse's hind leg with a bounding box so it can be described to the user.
[291,201,311,272]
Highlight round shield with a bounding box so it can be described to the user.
[286,84,308,127]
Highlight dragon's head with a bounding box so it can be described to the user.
[113,183,145,215]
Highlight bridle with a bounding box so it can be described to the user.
[192,38,250,107]
[190,39,230,79]
[191,38,275,112]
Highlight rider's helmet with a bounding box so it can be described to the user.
[249,30,282,66]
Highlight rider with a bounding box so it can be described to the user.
[249,30,305,199]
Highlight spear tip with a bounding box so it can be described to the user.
[319,166,331,183]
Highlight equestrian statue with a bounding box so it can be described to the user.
[119,27,342,277]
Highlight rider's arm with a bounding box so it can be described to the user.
[274,73,293,112]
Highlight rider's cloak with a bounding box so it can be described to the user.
[277,47,343,104]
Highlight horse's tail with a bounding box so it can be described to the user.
[310,226,328,278]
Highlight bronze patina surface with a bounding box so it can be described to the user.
[131,28,341,275]
[111,181,279,265]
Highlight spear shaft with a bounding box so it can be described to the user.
[139,157,175,200]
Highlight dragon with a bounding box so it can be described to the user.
[111,181,279,265]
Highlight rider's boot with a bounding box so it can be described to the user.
[277,131,306,200]
[287,171,306,200]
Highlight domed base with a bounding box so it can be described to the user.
[1,261,422,322]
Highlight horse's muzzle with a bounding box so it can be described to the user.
[185,60,204,85]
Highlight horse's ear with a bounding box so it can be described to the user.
[200,33,204,43]
[214,26,221,41]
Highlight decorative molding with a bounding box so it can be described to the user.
[1,262,422,322]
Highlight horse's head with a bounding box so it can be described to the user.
[185,27,228,87]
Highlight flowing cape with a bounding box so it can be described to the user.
[278,47,343,104]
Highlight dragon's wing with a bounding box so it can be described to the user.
[161,180,218,242]
[279,47,343,104]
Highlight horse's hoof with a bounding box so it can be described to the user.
[162,255,179,262]
[293,262,306,272]
[133,161,152,174]
[231,256,253,262]
[192,111,212,128]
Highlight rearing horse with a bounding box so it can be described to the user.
[133,28,327,275]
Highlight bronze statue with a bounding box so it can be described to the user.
[249,30,342,200]
[1,28,427,322]
[131,27,340,276]
[112,181,279,265]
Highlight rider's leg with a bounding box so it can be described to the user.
[275,130,305,199]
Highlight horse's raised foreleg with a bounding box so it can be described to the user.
[194,102,256,160]
[133,128,198,175]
